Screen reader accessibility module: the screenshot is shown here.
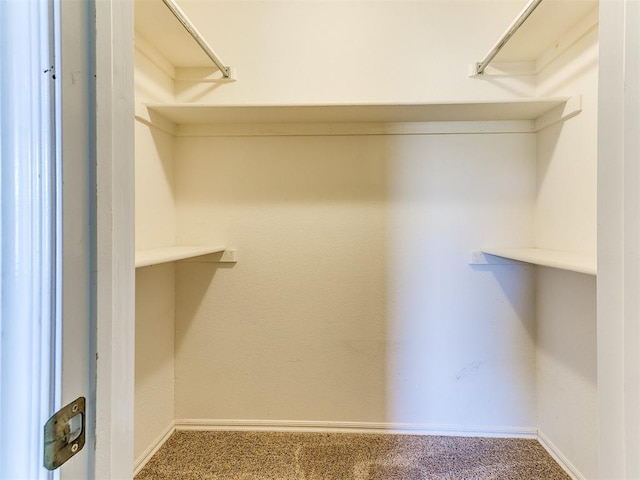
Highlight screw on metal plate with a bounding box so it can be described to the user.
[43,397,86,470]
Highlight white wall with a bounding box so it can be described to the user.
[535,25,598,254]
[534,17,599,480]
[134,265,175,459]
[173,132,536,429]
[536,269,597,478]
[133,47,177,461]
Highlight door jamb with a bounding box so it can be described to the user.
[94,1,135,478]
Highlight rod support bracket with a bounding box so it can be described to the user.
[469,63,483,77]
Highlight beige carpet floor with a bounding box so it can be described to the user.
[135,431,572,480]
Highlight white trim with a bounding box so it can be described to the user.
[537,430,585,480]
[57,0,98,476]
[0,0,57,476]
[597,1,640,477]
[173,419,537,439]
[94,0,136,479]
[133,422,176,476]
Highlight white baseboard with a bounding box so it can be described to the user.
[174,418,537,439]
[134,421,176,476]
[537,430,585,480]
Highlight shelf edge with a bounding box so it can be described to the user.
[135,245,227,268]
[471,248,596,276]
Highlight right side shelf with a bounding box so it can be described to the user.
[479,248,596,276]
[476,0,599,75]
[471,0,599,278]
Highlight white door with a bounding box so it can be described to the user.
[1,0,99,478]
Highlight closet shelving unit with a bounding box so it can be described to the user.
[134,92,582,271]
[470,0,598,276]
[139,95,587,275]
[134,0,235,270]
[136,0,588,273]
[135,0,589,128]
[133,0,599,477]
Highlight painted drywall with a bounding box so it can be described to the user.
[135,45,178,250]
[135,39,175,105]
[173,133,537,428]
[134,120,175,250]
[535,25,598,254]
[172,0,536,104]
[134,47,177,461]
[533,19,599,480]
[536,269,597,479]
[134,264,176,460]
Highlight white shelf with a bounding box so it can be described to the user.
[135,0,212,67]
[135,245,226,268]
[493,0,598,64]
[145,98,574,125]
[477,248,596,276]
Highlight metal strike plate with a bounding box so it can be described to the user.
[44,397,85,470]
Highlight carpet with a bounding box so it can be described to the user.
[135,431,572,479]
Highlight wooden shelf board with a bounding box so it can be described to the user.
[135,245,226,268]
[480,248,596,276]
[145,98,571,125]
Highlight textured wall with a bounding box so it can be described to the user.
[534,23,599,480]
[134,265,176,459]
[134,47,177,461]
[173,133,537,428]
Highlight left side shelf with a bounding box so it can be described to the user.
[135,245,226,268]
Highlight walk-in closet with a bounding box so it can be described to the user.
[132,0,601,478]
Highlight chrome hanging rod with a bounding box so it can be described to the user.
[475,0,544,75]
[161,0,231,78]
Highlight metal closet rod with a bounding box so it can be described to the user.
[161,0,231,78]
[475,0,544,75]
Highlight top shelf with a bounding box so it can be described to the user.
[135,0,212,67]
[145,97,577,125]
[491,0,598,65]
